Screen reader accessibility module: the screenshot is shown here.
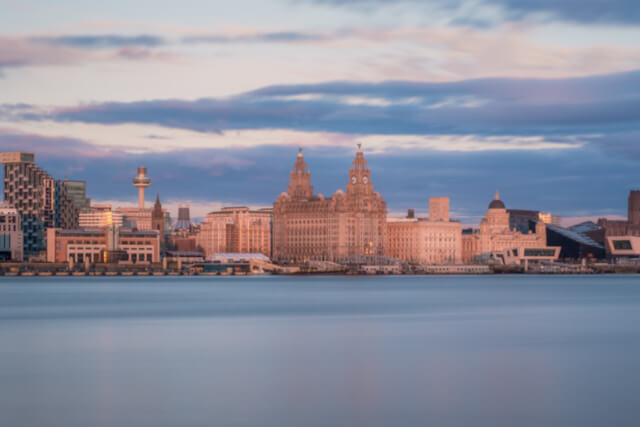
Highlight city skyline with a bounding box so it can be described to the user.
[2,0,640,222]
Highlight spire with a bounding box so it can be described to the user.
[153,194,163,217]
[494,190,500,200]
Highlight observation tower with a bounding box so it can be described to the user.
[132,167,151,209]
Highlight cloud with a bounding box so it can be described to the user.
[29,34,166,49]
[182,31,330,44]
[3,130,638,221]
[22,70,640,139]
[0,36,87,68]
[305,0,640,26]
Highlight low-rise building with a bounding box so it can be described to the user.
[0,203,23,261]
[465,192,558,264]
[79,204,124,228]
[46,227,160,264]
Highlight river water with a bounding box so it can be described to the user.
[1,275,639,427]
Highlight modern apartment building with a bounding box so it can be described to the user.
[1,152,79,255]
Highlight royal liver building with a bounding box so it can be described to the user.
[273,146,387,264]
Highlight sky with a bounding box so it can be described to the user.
[1,0,640,224]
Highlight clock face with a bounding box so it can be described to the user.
[363,176,369,184]
[351,176,357,184]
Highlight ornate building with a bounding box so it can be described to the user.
[196,206,272,258]
[462,191,556,263]
[272,146,387,263]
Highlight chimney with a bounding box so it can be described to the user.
[407,209,415,219]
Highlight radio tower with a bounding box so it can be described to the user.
[132,167,151,209]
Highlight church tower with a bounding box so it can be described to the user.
[152,194,165,247]
[287,148,313,200]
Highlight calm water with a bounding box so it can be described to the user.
[1,275,639,427]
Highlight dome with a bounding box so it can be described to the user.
[488,190,505,209]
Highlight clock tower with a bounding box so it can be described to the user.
[287,147,313,200]
[346,144,374,196]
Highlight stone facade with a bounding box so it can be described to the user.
[272,147,387,263]
[196,207,272,258]
[387,220,462,264]
[464,192,550,262]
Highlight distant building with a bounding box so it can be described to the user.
[597,190,640,259]
[508,209,539,233]
[464,192,557,264]
[0,203,23,261]
[61,180,90,211]
[174,205,192,231]
[196,206,272,258]
[599,190,640,238]
[79,204,124,228]
[169,204,200,252]
[429,197,450,222]
[115,167,169,233]
[546,224,605,260]
[605,236,640,262]
[538,212,562,226]
[272,146,387,263]
[46,227,160,264]
[386,198,462,265]
[152,195,165,248]
[1,152,79,255]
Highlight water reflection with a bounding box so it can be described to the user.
[0,275,639,427]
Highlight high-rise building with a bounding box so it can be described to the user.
[0,202,23,261]
[196,206,272,257]
[61,180,90,211]
[1,152,79,254]
[387,198,462,264]
[272,146,387,263]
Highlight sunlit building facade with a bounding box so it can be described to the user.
[463,192,556,263]
[196,206,272,258]
[272,147,387,263]
[1,152,79,255]
[386,198,462,264]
